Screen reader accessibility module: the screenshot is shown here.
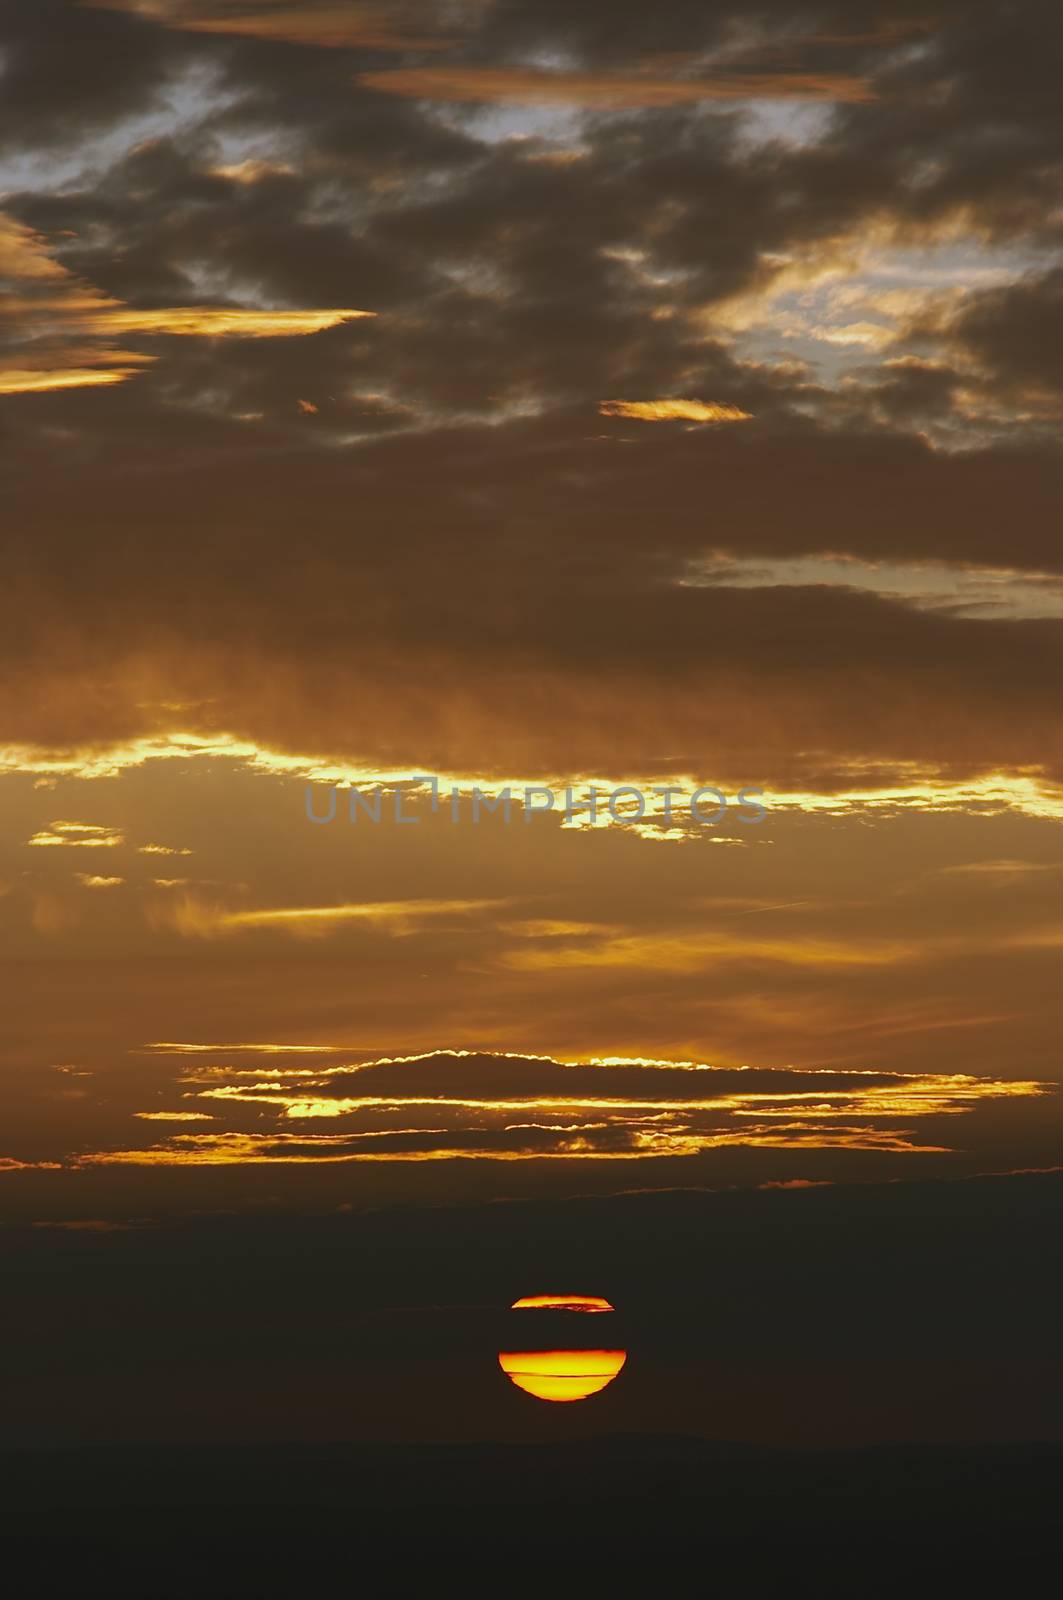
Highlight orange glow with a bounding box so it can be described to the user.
[511,1294,614,1312]
[498,1349,628,1402]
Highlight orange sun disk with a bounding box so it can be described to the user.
[510,1294,614,1313]
[498,1348,628,1402]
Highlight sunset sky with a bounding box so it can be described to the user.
[1,0,1062,1471]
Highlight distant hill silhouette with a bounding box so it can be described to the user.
[1,1437,1059,1590]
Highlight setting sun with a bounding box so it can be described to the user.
[500,1294,627,1401]
[498,1348,628,1403]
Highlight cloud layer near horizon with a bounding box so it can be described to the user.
[0,0,1061,790]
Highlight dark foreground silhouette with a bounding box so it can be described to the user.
[1,1436,1059,1591]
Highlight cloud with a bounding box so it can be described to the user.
[0,214,73,281]
[141,1041,357,1053]
[758,1177,833,1189]
[936,858,1061,877]
[71,307,373,337]
[134,1110,215,1120]
[498,927,916,973]
[0,368,138,395]
[358,64,874,108]
[2,3,1063,1207]
[4,11,1063,787]
[149,893,508,939]
[78,0,475,50]
[808,319,894,347]
[66,1048,1052,1167]
[30,1217,134,1229]
[599,399,752,423]
[0,209,371,395]
[28,822,124,848]
[906,269,1063,423]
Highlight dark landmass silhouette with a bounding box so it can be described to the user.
[1,1436,1059,1590]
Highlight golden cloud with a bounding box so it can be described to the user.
[0,368,138,395]
[149,893,508,939]
[0,210,372,396]
[599,399,753,423]
[76,308,372,338]
[0,215,72,281]
[28,821,124,848]
[58,1050,1049,1170]
[134,1111,215,1121]
[5,735,1063,826]
[208,160,295,184]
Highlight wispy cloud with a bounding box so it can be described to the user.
[149,894,508,939]
[28,821,124,848]
[79,0,471,50]
[359,64,874,107]
[0,211,371,396]
[600,399,753,423]
[134,1110,215,1121]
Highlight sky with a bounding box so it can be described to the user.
[1,0,1062,1450]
